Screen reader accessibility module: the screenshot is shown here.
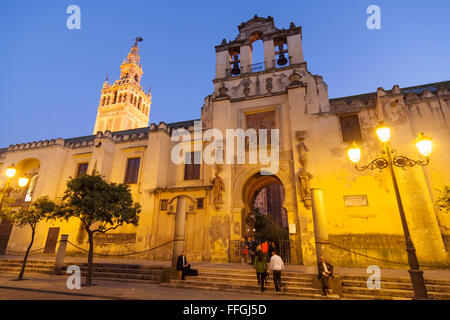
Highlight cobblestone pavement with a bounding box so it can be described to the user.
[0,273,300,300]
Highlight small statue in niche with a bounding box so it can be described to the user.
[296,130,312,208]
[296,131,309,167]
[212,171,225,209]
[266,78,273,93]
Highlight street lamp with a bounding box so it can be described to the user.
[1,164,29,209]
[347,122,431,299]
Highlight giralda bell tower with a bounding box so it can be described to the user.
[93,37,151,134]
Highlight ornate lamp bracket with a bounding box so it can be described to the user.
[393,156,430,169]
[354,157,389,171]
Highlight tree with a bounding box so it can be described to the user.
[254,211,288,242]
[435,185,450,214]
[56,174,140,286]
[0,197,56,280]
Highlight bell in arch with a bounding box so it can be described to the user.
[231,55,241,75]
[276,44,288,66]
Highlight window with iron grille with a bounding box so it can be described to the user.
[124,158,140,184]
[160,199,168,211]
[76,163,89,177]
[196,198,204,209]
[184,152,200,180]
[339,114,363,143]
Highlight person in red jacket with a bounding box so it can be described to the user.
[261,240,269,262]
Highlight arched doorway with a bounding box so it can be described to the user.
[241,173,291,261]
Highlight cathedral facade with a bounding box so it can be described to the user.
[1,16,449,267]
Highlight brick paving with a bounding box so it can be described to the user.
[0,272,301,300]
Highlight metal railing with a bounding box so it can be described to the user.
[229,239,294,264]
[251,62,265,73]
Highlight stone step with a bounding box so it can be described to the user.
[159,282,340,300]
[0,259,55,265]
[168,279,322,294]
[197,270,313,281]
[343,286,450,300]
[341,275,450,286]
[80,271,161,281]
[89,277,160,285]
[75,263,164,271]
[71,266,163,275]
[197,268,312,278]
[342,279,450,293]
[191,275,313,287]
[0,267,54,274]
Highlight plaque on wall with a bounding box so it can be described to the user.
[94,233,137,244]
[289,223,297,234]
[344,195,368,207]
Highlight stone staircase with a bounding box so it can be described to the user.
[159,267,340,299]
[341,275,450,300]
[0,259,55,274]
[0,259,164,284]
[73,263,164,284]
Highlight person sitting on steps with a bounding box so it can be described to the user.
[176,250,191,280]
[317,256,334,296]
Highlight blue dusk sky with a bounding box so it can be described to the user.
[0,0,449,147]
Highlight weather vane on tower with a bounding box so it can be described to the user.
[134,36,143,45]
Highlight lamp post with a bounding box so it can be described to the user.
[0,164,29,211]
[347,122,432,300]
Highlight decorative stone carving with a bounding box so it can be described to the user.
[382,99,407,125]
[296,130,312,208]
[288,72,303,86]
[216,83,229,98]
[243,81,251,96]
[266,78,273,93]
[212,171,225,210]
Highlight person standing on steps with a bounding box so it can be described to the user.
[254,251,268,292]
[261,240,269,262]
[269,250,285,292]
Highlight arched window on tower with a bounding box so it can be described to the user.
[106,96,110,105]
[113,91,118,104]
[138,97,142,110]
[118,94,122,103]
[250,32,264,72]
[229,48,241,77]
[274,37,289,68]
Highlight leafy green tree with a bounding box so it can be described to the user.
[254,212,288,242]
[0,197,57,280]
[435,186,450,213]
[56,174,140,286]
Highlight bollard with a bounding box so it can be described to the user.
[54,234,69,274]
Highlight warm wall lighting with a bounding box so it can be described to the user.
[416,133,432,157]
[376,122,391,143]
[347,142,361,163]
[6,166,16,178]
[18,177,29,188]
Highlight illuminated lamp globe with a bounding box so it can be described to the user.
[416,133,432,157]
[376,122,391,143]
[347,142,361,164]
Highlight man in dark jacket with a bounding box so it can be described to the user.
[176,250,191,280]
[317,256,334,296]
